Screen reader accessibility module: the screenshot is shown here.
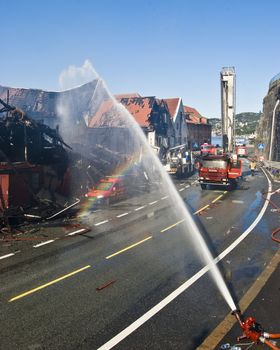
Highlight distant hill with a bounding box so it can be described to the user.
[208,112,262,136]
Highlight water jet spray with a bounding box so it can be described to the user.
[58,61,240,344]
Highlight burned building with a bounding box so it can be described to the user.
[0,80,105,142]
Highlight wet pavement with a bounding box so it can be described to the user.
[199,166,280,350]
[199,248,280,350]
[1,164,280,349]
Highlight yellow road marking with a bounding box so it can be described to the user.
[211,194,224,203]
[106,236,152,259]
[194,191,228,214]
[160,219,185,233]
[9,265,91,302]
[193,204,210,215]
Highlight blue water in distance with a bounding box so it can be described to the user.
[211,135,248,147]
[212,135,222,146]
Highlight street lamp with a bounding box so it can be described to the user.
[269,99,280,161]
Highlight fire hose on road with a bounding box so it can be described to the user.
[232,310,280,350]
[261,187,280,243]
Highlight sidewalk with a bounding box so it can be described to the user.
[262,160,280,182]
[198,248,280,350]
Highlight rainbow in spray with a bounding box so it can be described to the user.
[77,149,148,217]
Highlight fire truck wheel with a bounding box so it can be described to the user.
[104,198,110,206]
[200,184,207,190]
[229,180,237,191]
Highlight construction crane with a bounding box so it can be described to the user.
[220,67,236,153]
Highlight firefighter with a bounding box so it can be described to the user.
[250,159,257,176]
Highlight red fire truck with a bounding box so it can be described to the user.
[198,154,242,190]
[200,143,217,156]
[236,145,248,157]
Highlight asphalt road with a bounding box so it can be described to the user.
[1,159,279,350]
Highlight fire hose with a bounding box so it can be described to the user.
[261,187,280,243]
[226,166,280,349]
[232,310,280,349]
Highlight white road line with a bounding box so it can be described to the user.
[179,183,185,186]
[161,196,169,200]
[77,209,101,218]
[185,185,190,189]
[232,200,244,204]
[116,212,130,218]
[77,213,87,218]
[0,253,15,260]
[97,169,272,350]
[94,220,109,226]
[33,240,55,248]
[179,188,184,192]
[67,228,87,236]
[134,206,146,211]
[149,201,158,205]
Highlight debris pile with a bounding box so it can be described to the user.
[0,97,129,235]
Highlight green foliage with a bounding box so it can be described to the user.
[208,112,262,135]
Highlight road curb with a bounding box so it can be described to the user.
[197,248,280,350]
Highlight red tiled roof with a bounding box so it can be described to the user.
[89,99,125,128]
[184,105,201,117]
[89,96,155,128]
[163,98,180,119]
[184,105,202,124]
[117,96,155,127]
[114,93,141,99]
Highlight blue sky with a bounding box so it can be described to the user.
[1,0,279,117]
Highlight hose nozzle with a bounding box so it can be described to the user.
[232,310,263,343]
[231,310,280,349]
[231,309,243,328]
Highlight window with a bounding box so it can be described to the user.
[231,160,241,169]
[97,182,114,190]
[202,160,227,168]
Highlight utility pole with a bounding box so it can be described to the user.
[220,67,236,153]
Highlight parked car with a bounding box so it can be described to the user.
[85,177,126,206]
